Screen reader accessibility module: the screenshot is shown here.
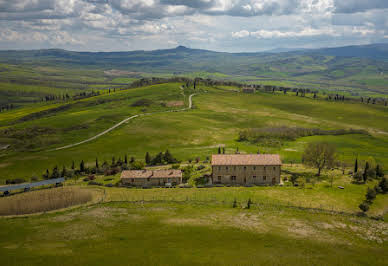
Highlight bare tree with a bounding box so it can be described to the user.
[302,142,336,176]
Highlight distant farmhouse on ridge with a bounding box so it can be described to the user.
[212,154,282,185]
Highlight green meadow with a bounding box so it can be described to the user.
[0,82,387,181]
[0,183,387,266]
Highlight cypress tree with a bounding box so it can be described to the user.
[124,154,128,164]
[222,147,225,154]
[95,158,99,169]
[218,147,221,154]
[354,158,358,173]
[71,161,75,170]
[61,166,67,177]
[80,160,85,172]
[363,162,369,183]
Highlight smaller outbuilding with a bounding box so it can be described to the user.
[121,169,182,187]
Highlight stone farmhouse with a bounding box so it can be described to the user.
[212,154,281,185]
[242,85,256,93]
[121,169,182,187]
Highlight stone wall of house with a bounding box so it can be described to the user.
[122,176,182,187]
[212,165,281,185]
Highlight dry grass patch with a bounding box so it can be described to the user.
[0,187,92,216]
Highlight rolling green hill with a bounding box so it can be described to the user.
[0,82,387,181]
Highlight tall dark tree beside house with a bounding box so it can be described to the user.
[354,158,358,173]
[145,152,151,165]
[302,142,336,176]
[222,147,225,154]
[80,160,85,173]
[71,161,75,170]
[111,156,116,167]
[363,162,369,183]
[95,158,99,169]
[124,154,128,164]
[218,147,221,154]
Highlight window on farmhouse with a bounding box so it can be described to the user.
[273,167,276,170]
[263,176,266,181]
[226,166,228,171]
[244,166,246,170]
[264,166,266,170]
[253,166,256,170]
[253,176,256,179]
[231,176,236,181]
[131,178,134,182]
[218,176,221,181]
[147,177,150,182]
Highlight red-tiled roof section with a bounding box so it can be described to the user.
[121,169,182,179]
[212,154,281,166]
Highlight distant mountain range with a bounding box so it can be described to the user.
[0,43,387,94]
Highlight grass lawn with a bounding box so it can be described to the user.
[0,198,386,265]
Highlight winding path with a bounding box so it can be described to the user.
[50,92,196,151]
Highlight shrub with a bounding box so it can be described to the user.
[359,201,370,212]
[197,165,205,171]
[378,177,388,193]
[131,99,153,107]
[365,187,377,203]
[88,181,103,186]
[6,178,26,184]
[88,175,95,180]
[232,199,237,208]
[171,164,180,169]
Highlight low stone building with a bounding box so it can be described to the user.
[212,154,281,185]
[121,169,182,187]
[242,86,255,93]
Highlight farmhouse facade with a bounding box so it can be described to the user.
[121,169,182,187]
[212,154,281,185]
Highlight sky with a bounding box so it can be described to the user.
[0,0,387,52]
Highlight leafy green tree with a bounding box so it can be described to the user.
[302,142,336,176]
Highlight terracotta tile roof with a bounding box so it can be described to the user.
[121,169,182,179]
[211,154,281,166]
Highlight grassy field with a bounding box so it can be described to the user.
[0,82,387,181]
[0,190,386,265]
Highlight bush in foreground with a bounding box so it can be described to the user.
[0,187,92,216]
